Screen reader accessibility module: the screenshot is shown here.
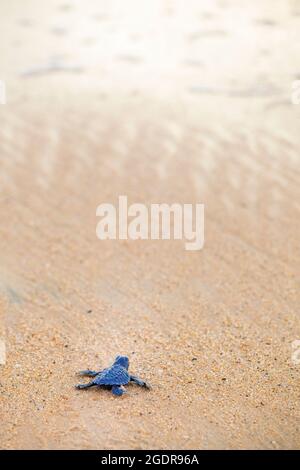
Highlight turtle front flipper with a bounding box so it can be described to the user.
[130,375,151,389]
[111,385,126,396]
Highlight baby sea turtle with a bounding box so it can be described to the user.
[75,355,150,396]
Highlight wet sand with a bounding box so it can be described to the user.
[0,0,300,449]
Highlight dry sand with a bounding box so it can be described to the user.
[0,0,300,449]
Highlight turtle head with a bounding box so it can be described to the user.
[114,355,129,370]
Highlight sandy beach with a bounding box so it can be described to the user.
[0,0,300,449]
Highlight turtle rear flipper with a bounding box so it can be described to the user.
[75,381,96,390]
[77,369,100,377]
